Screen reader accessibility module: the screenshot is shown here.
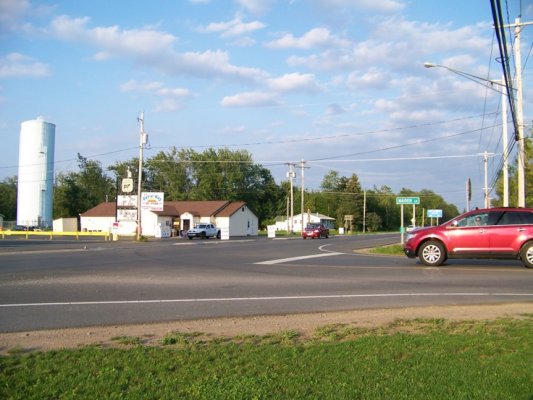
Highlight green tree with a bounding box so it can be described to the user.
[54,154,115,218]
[320,171,364,229]
[54,172,85,218]
[108,159,139,186]
[0,176,17,221]
[109,148,285,225]
[365,212,382,232]
[366,185,397,231]
[319,170,343,225]
[144,148,192,200]
[76,154,115,205]
[240,163,285,226]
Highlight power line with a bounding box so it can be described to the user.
[1,114,502,173]
[308,124,503,162]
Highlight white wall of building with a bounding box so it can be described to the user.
[53,218,78,232]
[80,216,115,233]
[275,213,335,232]
[17,118,55,227]
[216,205,258,236]
[140,209,172,237]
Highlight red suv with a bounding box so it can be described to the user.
[404,207,533,268]
[302,223,329,239]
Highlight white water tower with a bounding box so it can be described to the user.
[17,117,56,227]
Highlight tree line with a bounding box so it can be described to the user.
[1,138,531,231]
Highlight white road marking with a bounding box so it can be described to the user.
[1,292,532,308]
[255,252,343,265]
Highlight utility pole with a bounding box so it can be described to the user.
[286,163,296,234]
[425,17,532,208]
[466,178,472,212]
[513,17,526,207]
[136,112,148,240]
[298,159,309,233]
[481,151,495,208]
[501,16,532,207]
[501,80,509,207]
[362,190,366,233]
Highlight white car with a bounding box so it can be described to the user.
[187,223,221,240]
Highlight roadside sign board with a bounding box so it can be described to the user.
[396,196,420,205]
[427,209,443,218]
[141,192,164,211]
[117,195,137,207]
[121,178,134,193]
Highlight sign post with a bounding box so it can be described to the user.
[427,209,443,226]
[396,197,420,244]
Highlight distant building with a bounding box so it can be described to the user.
[274,212,336,232]
[17,117,55,227]
[80,200,259,237]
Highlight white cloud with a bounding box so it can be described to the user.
[0,0,31,31]
[121,80,191,112]
[172,50,269,82]
[325,104,346,116]
[49,16,270,84]
[50,15,177,60]
[154,98,185,112]
[221,125,246,135]
[372,18,491,55]
[287,17,492,74]
[235,0,273,15]
[347,68,391,90]
[309,0,405,13]
[120,80,190,98]
[0,53,50,78]
[200,16,266,37]
[265,27,348,49]
[267,73,322,93]
[221,91,279,107]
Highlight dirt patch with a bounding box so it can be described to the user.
[1,302,532,354]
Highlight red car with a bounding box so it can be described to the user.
[404,207,533,268]
[302,223,329,239]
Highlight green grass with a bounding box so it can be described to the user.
[1,316,532,399]
[368,243,404,255]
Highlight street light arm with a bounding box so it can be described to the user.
[424,62,510,94]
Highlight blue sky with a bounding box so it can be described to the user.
[1,0,532,211]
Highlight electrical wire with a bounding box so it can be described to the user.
[490,0,520,141]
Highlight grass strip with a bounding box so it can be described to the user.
[1,316,532,399]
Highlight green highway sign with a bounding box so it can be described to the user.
[396,196,420,205]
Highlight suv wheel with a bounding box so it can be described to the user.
[520,241,533,268]
[419,240,445,266]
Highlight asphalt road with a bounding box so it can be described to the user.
[1,234,532,332]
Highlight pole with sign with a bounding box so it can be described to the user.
[427,209,443,226]
[396,197,420,244]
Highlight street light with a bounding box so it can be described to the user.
[136,112,148,240]
[424,62,508,93]
[424,61,524,208]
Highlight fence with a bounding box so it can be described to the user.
[0,230,110,240]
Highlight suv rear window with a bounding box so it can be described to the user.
[491,211,533,225]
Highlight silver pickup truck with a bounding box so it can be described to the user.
[187,223,221,239]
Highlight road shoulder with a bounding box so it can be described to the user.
[1,302,531,354]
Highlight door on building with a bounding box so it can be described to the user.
[182,219,191,235]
